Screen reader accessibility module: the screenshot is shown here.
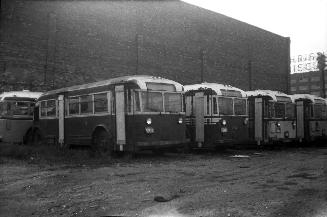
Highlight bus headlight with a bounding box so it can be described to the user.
[292,121,296,129]
[284,131,289,138]
[146,118,152,125]
[244,118,248,125]
[222,119,227,126]
[276,122,281,127]
[178,117,183,124]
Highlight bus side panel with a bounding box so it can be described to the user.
[203,116,250,147]
[64,115,114,146]
[125,114,186,151]
[267,120,296,141]
[309,120,327,140]
[0,119,33,143]
[39,119,59,144]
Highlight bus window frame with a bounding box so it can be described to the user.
[285,102,296,119]
[233,97,248,116]
[65,91,112,117]
[133,90,184,114]
[212,96,219,116]
[217,96,234,116]
[1,100,35,118]
[39,99,58,119]
[313,104,323,119]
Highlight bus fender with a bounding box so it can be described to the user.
[91,125,112,138]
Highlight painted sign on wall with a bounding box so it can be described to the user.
[291,51,326,73]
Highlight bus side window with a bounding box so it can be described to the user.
[204,95,210,115]
[47,100,56,117]
[80,95,92,114]
[94,93,108,113]
[40,101,47,117]
[69,97,79,115]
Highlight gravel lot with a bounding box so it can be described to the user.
[1,145,327,217]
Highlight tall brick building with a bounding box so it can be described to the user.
[0,0,290,92]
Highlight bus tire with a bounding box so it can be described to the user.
[92,129,113,156]
[24,129,34,145]
[33,129,43,146]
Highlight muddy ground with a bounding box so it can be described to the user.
[0,145,327,217]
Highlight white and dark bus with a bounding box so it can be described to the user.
[184,83,249,149]
[26,75,187,154]
[0,91,42,143]
[246,90,297,145]
[293,94,327,143]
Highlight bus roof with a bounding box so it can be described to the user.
[292,94,327,104]
[184,83,246,97]
[0,90,43,101]
[246,90,294,102]
[42,75,183,97]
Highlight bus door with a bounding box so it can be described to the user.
[58,95,65,147]
[194,92,204,147]
[254,97,263,145]
[115,85,126,151]
[296,100,304,142]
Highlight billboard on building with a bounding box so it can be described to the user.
[291,51,326,73]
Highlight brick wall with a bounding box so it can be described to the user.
[291,71,327,97]
[0,0,290,92]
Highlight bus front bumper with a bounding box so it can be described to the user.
[136,139,190,149]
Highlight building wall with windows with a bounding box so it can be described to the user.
[290,70,327,97]
[1,0,290,92]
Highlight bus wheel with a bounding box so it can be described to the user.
[92,130,112,156]
[24,130,34,145]
[33,130,43,146]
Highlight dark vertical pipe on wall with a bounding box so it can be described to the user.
[135,34,139,75]
[248,60,252,90]
[200,49,205,83]
[285,37,291,94]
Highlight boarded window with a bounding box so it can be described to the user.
[218,97,233,115]
[234,98,246,115]
[275,103,285,118]
[285,103,295,118]
[164,93,182,113]
[141,91,163,112]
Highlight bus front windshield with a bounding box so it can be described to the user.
[138,91,182,113]
[164,93,182,113]
[0,100,34,117]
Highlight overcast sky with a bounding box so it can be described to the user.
[183,0,327,57]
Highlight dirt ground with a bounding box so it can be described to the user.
[1,145,327,217]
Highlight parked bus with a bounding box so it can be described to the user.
[0,90,42,143]
[293,94,327,143]
[184,83,249,149]
[246,90,297,145]
[26,75,187,154]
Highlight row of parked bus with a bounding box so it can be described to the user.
[1,75,326,154]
